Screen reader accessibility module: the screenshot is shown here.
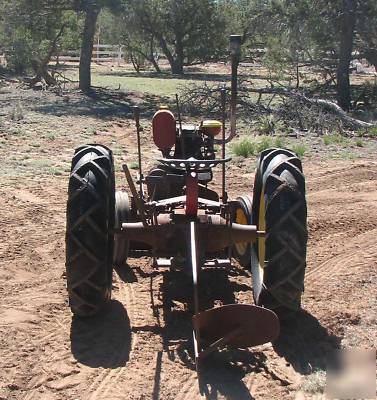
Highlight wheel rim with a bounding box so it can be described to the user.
[235,207,248,255]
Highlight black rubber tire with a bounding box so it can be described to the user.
[251,148,307,316]
[231,195,253,268]
[66,144,115,317]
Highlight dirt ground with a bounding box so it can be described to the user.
[0,83,376,400]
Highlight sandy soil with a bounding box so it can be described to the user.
[0,84,376,400]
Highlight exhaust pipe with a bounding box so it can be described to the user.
[215,35,241,145]
[229,35,241,141]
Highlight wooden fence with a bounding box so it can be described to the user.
[52,44,125,64]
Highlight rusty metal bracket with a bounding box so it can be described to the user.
[122,164,148,227]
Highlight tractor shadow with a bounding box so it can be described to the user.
[272,308,341,374]
[195,348,275,400]
[70,299,131,368]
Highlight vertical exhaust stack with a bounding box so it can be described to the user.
[215,35,241,145]
[229,35,241,142]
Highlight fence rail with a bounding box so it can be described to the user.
[52,44,125,64]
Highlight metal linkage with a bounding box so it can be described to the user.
[133,106,144,199]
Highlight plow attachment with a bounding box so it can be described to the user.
[187,220,280,379]
[192,304,280,362]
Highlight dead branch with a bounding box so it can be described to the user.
[247,87,375,129]
[179,80,375,133]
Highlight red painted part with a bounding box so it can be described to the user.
[152,109,176,151]
[185,173,198,216]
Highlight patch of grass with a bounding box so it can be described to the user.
[357,126,377,137]
[232,135,285,158]
[355,138,364,147]
[232,138,256,158]
[25,159,52,168]
[47,167,63,176]
[331,150,360,160]
[323,134,346,146]
[113,148,124,157]
[9,127,24,136]
[66,67,201,98]
[129,161,140,170]
[256,136,273,153]
[290,143,307,157]
[44,132,56,141]
[274,135,285,148]
[18,159,63,175]
[82,127,97,136]
[9,102,24,121]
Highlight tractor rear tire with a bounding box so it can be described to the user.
[66,144,115,317]
[232,195,253,269]
[251,148,307,316]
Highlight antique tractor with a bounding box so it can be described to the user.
[65,36,307,372]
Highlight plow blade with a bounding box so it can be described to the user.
[193,304,279,361]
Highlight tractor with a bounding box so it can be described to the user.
[65,35,307,375]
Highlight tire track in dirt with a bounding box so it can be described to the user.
[119,269,167,399]
[178,373,200,400]
[306,235,377,283]
[83,276,136,400]
[19,300,72,400]
[305,162,377,189]
[305,161,377,285]
[85,265,169,400]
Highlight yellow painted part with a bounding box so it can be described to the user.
[234,207,248,255]
[202,120,222,129]
[258,187,266,279]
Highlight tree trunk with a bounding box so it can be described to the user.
[171,59,184,75]
[150,57,161,73]
[157,34,184,75]
[130,52,140,73]
[148,38,161,73]
[173,32,184,75]
[30,59,57,86]
[336,0,357,111]
[79,7,100,92]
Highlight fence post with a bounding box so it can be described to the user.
[118,45,124,66]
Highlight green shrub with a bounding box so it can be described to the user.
[8,28,33,74]
[291,143,307,157]
[256,136,273,152]
[232,138,256,158]
[274,135,285,148]
[323,134,345,146]
[357,126,377,138]
[232,135,293,158]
